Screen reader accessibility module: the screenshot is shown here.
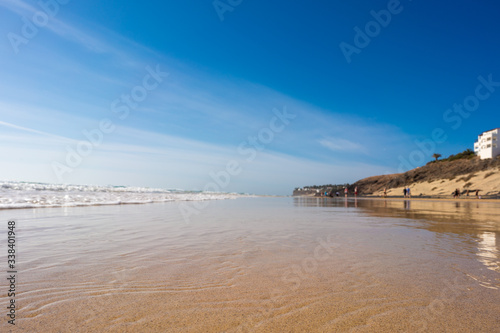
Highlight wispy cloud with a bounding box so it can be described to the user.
[0,2,411,194]
[1,0,115,54]
[0,120,75,143]
[1,0,33,15]
[318,137,365,153]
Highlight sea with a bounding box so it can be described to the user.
[0,180,246,209]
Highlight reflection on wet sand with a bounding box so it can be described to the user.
[294,197,500,231]
[478,232,500,272]
[295,196,500,283]
[0,197,498,332]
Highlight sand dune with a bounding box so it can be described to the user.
[374,167,500,197]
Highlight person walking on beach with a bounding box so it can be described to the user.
[354,187,358,197]
[383,188,387,198]
[407,187,411,198]
[344,187,348,197]
[403,188,407,198]
[475,190,480,199]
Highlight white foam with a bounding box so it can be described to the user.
[0,181,249,209]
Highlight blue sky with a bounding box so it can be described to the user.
[1,0,500,195]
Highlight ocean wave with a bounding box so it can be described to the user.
[0,181,247,209]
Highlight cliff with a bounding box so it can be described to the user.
[294,154,500,198]
[353,155,500,197]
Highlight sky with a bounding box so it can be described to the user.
[1,0,500,195]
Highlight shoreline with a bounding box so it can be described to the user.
[293,195,500,203]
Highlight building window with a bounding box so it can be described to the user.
[487,144,491,148]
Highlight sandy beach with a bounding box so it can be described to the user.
[373,167,500,198]
[3,0,500,331]
[1,197,499,332]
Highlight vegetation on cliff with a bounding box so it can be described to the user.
[294,150,500,196]
[352,151,499,195]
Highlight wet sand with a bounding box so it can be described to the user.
[361,196,500,203]
[1,197,499,332]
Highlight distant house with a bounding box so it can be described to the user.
[474,128,500,159]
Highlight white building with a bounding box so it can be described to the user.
[474,128,500,159]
